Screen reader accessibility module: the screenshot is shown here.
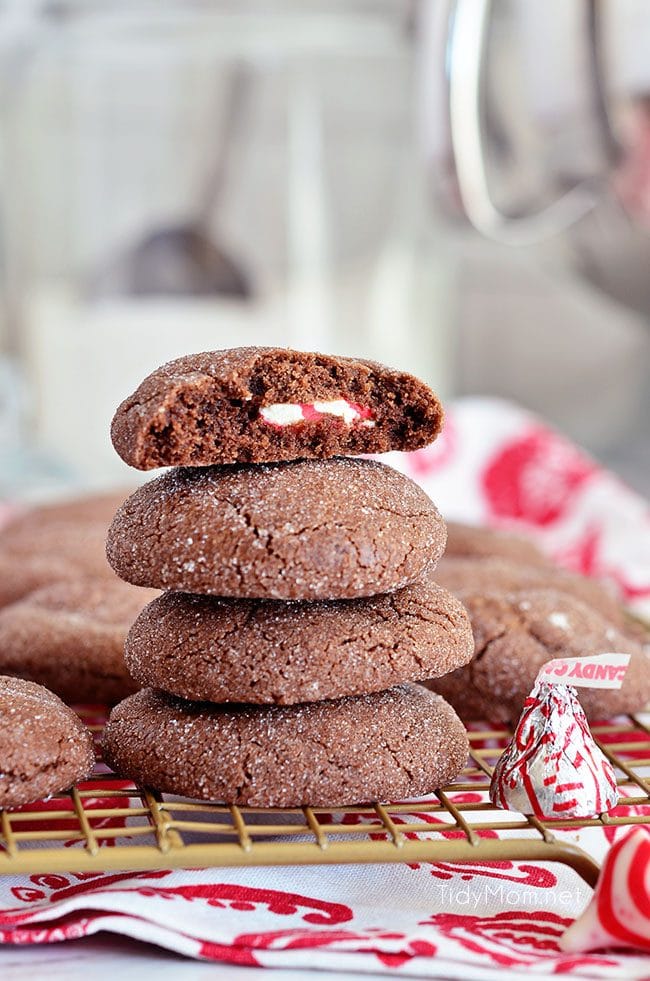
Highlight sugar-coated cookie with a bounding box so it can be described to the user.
[0,491,131,607]
[0,519,115,581]
[434,555,633,636]
[427,589,650,723]
[0,578,158,703]
[107,458,446,600]
[0,553,83,609]
[445,521,550,567]
[125,580,473,704]
[104,684,469,807]
[3,491,129,532]
[0,676,95,809]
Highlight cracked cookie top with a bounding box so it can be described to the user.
[110,347,443,469]
[106,458,446,601]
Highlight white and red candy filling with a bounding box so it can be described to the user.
[560,826,650,953]
[259,399,375,429]
[490,681,619,819]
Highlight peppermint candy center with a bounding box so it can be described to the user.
[259,400,375,429]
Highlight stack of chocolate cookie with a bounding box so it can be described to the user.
[103,348,473,807]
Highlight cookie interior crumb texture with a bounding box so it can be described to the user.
[106,458,447,600]
[0,675,95,809]
[111,347,443,469]
[103,684,469,807]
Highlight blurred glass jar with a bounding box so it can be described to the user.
[0,0,453,486]
[421,0,650,460]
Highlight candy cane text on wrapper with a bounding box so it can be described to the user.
[536,652,631,689]
[489,653,632,820]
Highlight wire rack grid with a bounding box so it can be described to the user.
[1,709,649,885]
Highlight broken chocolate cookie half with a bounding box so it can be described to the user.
[111,347,443,469]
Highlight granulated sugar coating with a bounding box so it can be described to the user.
[107,458,446,601]
[110,347,443,469]
[0,578,159,703]
[434,555,638,638]
[103,684,469,807]
[125,580,474,704]
[0,675,95,809]
[427,588,650,724]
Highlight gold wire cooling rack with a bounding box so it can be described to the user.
[1,709,649,885]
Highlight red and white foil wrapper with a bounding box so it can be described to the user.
[560,826,650,953]
[490,654,630,819]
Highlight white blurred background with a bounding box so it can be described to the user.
[0,0,648,495]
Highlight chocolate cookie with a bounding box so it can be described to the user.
[0,491,132,607]
[0,676,95,809]
[427,589,650,723]
[434,555,631,636]
[107,458,446,600]
[445,522,550,567]
[0,518,115,581]
[110,347,443,469]
[125,580,473,704]
[103,684,469,806]
[0,578,159,703]
[3,491,129,533]
[0,553,81,609]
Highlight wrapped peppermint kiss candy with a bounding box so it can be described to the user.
[560,826,650,953]
[490,653,630,819]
